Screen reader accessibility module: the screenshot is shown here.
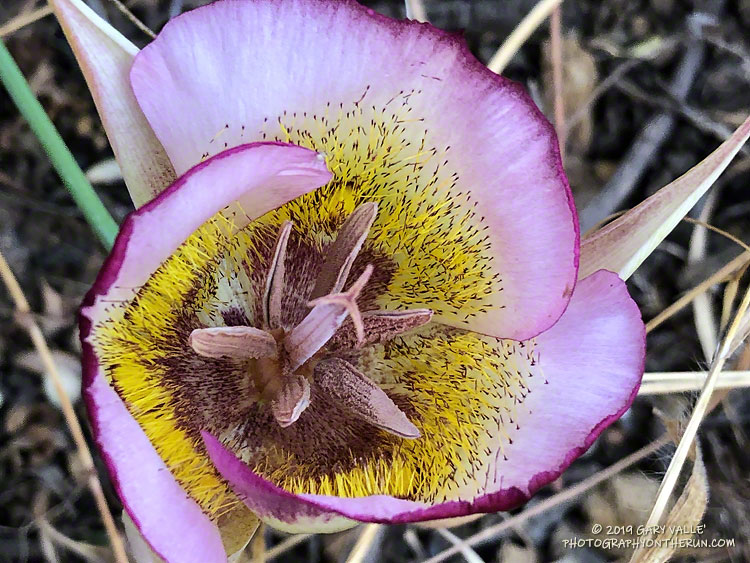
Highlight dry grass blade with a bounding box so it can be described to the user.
[262,534,313,562]
[345,524,382,563]
[579,115,750,281]
[630,445,708,563]
[639,371,750,395]
[646,251,750,333]
[644,284,750,530]
[0,250,129,563]
[434,528,483,563]
[549,5,565,162]
[422,436,669,563]
[249,522,266,562]
[404,0,427,22]
[682,217,750,253]
[688,191,719,362]
[487,0,563,74]
[106,0,155,38]
[0,5,53,37]
[721,275,742,331]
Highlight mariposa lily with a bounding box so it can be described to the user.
[50,0,750,561]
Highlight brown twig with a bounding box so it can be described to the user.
[421,436,669,563]
[0,5,53,38]
[615,78,750,156]
[549,4,565,163]
[646,251,750,333]
[487,0,563,74]
[106,0,155,39]
[579,34,706,232]
[0,250,129,563]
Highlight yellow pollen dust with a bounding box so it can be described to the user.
[92,91,518,516]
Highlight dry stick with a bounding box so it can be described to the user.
[549,4,565,163]
[0,5,53,37]
[487,0,563,74]
[264,535,312,562]
[564,59,642,140]
[421,437,669,563]
[688,190,719,361]
[615,78,750,157]
[0,251,129,563]
[579,36,705,232]
[639,371,750,395]
[262,534,313,562]
[346,524,382,563]
[644,284,750,529]
[106,0,155,39]
[646,251,750,333]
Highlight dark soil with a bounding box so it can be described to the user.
[1,0,750,562]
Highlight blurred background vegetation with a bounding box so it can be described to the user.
[1,0,750,561]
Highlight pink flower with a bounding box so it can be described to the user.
[57,0,650,560]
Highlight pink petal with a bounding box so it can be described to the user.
[130,0,578,341]
[204,270,644,525]
[50,0,175,207]
[202,432,355,533]
[481,269,645,498]
[81,348,225,561]
[83,142,330,328]
[80,143,330,555]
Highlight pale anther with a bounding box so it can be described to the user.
[284,265,374,370]
[189,326,277,359]
[310,202,377,300]
[271,373,311,428]
[307,264,373,344]
[327,308,433,351]
[263,220,293,329]
[316,358,420,439]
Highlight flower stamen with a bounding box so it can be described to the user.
[327,308,433,351]
[271,372,311,428]
[309,201,378,299]
[188,325,277,359]
[316,357,420,439]
[186,205,427,436]
[263,220,293,329]
[285,264,373,369]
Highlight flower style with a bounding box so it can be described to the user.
[57,0,650,560]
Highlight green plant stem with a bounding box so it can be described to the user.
[0,39,117,249]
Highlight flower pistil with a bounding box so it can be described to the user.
[189,203,429,436]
